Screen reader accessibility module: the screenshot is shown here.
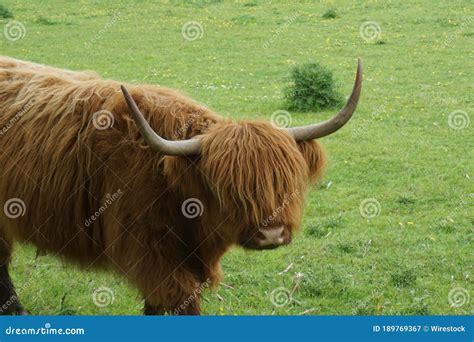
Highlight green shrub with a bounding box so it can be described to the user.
[285,62,342,112]
[322,9,337,19]
[0,4,13,18]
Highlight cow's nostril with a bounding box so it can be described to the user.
[255,230,266,241]
[258,226,285,246]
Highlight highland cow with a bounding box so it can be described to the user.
[0,56,362,315]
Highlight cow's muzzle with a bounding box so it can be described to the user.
[243,225,291,250]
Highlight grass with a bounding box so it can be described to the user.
[322,9,338,20]
[0,4,13,19]
[1,0,472,315]
[34,15,59,25]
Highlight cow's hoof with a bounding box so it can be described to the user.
[15,308,29,315]
[2,305,29,316]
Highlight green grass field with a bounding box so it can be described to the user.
[1,0,472,315]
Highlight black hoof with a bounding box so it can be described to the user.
[14,308,29,315]
[0,304,29,315]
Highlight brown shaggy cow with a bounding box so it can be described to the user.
[0,56,362,315]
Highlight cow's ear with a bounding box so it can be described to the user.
[297,140,326,183]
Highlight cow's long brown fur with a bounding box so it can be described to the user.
[0,56,325,313]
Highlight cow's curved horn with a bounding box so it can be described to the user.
[285,58,363,141]
[120,85,201,156]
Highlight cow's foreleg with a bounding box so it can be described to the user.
[169,291,201,316]
[143,301,165,315]
[174,300,201,316]
[0,238,28,315]
[130,242,204,316]
[142,295,201,315]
